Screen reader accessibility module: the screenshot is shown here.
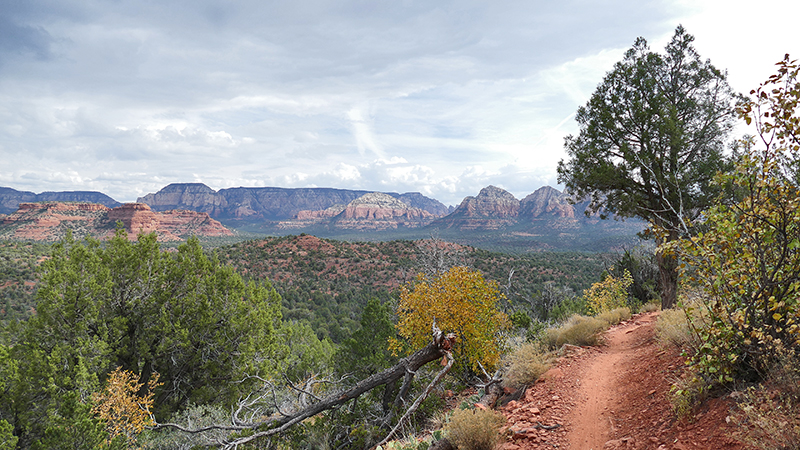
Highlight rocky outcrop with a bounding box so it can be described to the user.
[0,202,111,241]
[519,186,576,220]
[136,183,226,216]
[137,183,449,220]
[431,186,521,230]
[0,202,233,242]
[332,193,435,230]
[107,203,161,236]
[0,187,120,215]
[282,193,435,230]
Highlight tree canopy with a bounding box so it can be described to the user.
[392,266,510,375]
[0,230,283,447]
[557,26,738,308]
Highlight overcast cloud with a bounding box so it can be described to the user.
[1,0,798,205]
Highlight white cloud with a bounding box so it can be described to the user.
[1,0,798,206]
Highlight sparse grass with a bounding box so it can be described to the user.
[655,292,708,351]
[640,301,660,313]
[543,314,606,349]
[502,341,552,389]
[445,408,506,450]
[669,375,710,420]
[597,307,631,326]
[731,348,800,450]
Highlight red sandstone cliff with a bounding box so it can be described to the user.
[282,193,435,230]
[0,202,234,242]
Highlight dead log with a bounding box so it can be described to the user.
[154,332,457,449]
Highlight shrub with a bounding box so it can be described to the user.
[392,267,510,374]
[666,55,800,383]
[731,347,800,450]
[655,292,709,350]
[596,307,631,326]
[640,302,661,313]
[445,408,506,450]
[544,315,606,349]
[584,270,633,315]
[502,341,551,389]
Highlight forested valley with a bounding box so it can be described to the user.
[1,227,650,449]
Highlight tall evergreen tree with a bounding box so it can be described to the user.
[557,26,739,308]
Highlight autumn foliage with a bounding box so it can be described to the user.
[584,270,633,315]
[91,367,161,447]
[392,266,510,373]
[669,55,800,380]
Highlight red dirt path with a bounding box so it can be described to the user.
[498,312,751,450]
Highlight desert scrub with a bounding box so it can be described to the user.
[640,302,660,313]
[596,307,631,326]
[502,341,551,389]
[655,292,709,350]
[731,348,800,450]
[445,408,506,450]
[544,314,606,349]
[584,269,633,315]
[669,374,710,419]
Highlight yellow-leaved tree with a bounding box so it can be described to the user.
[91,367,161,448]
[391,266,510,374]
[584,270,633,315]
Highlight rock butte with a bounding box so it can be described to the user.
[0,202,234,242]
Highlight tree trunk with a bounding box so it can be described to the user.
[657,231,679,309]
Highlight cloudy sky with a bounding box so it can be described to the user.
[1,0,798,206]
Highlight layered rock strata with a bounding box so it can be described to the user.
[0,202,233,242]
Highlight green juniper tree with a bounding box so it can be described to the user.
[557,26,739,308]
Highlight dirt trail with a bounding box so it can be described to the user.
[499,312,748,450]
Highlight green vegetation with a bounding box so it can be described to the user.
[445,408,506,450]
[0,241,49,324]
[558,26,738,309]
[216,235,613,343]
[0,230,289,447]
[652,54,800,449]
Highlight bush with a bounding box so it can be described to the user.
[502,341,551,389]
[544,315,606,349]
[584,270,633,315]
[640,302,661,313]
[731,347,800,450]
[596,307,631,326]
[655,293,709,350]
[445,408,506,450]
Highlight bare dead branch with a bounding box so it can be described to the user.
[153,331,458,449]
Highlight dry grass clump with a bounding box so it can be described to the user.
[640,302,661,313]
[597,307,631,326]
[502,341,551,389]
[445,408,506,450]
[655,293,709,350]
[544,315,606,349]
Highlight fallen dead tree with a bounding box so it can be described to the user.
[153,327,457,449]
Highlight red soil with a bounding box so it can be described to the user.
[499,312,752,450]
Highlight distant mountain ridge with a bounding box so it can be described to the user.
[136,183,450,220]
[0,202,233,242]
[0,183,644,251]
[0,187,121,215]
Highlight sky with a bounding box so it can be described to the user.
[1,1,798,206]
